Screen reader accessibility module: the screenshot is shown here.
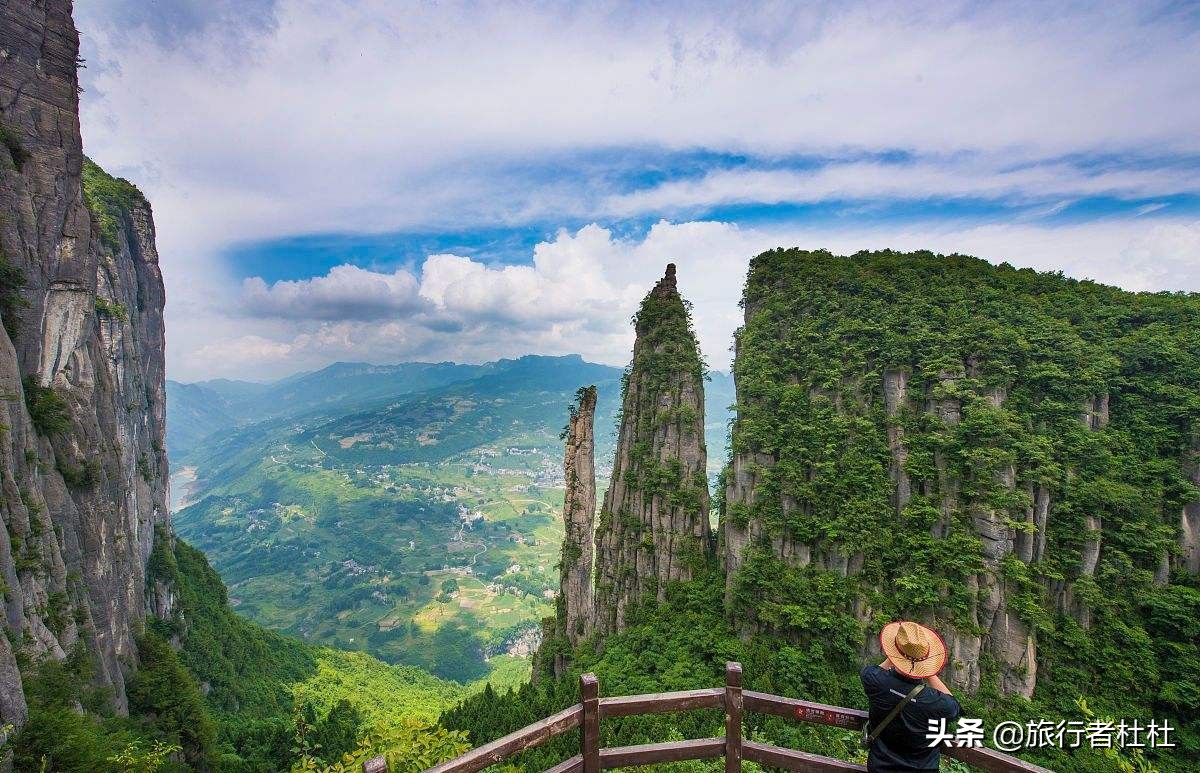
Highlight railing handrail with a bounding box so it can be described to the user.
[366,662,1053,773]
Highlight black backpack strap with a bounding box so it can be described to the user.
[862,682,925,749]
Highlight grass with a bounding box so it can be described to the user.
[24,375,71,436]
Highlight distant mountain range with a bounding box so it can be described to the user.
[167,354,734,469]
[168,361,484,457]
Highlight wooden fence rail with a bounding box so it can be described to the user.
[363,663,1054,773]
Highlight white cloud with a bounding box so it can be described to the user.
[193,334,295,371]
[76,0,1200,247]
[69,1,1200,380]
[603,160,1200,217]
[241,264,421,320]
[177,217,1199,381]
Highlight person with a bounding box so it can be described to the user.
[860,620,962,772]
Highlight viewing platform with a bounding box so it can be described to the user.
[364,662,1054,772]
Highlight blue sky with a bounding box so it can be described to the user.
[73,0,1200,380]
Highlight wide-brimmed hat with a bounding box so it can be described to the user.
[881,621,948,679]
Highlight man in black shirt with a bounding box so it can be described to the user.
[860,621,962,772]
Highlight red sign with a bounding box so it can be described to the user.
[794,705,860,728]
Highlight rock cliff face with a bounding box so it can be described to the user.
[535,251,1196,713]
[593,264,710,635]
[721,248,1199,699]
[558,386,597,647]
[0,0,171,727]
[1182,433,1200,574]
[534,386,598,679]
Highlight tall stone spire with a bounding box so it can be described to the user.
[560,386,598,646]
[593,264,711,635]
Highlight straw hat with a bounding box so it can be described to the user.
[881,621,948,679]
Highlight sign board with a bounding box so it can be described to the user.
[794,705,861,728]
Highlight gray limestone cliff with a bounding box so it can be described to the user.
[719,262,1042,698]
[1181,432,1200,574]
[558,386,597,647]
[593,264,710,635]
[534,385,598,679]
[0,0,171,727]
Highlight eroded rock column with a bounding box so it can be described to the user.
[560,386,597,645]
[593,264,710,635]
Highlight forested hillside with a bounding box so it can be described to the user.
[449,250,1200,773]
[12,531,474,771]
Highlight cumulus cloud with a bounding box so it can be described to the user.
[69,1,1200,380]
[241,264,421,320]
[179,217,1199,381]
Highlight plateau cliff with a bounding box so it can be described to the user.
[722,249,1200,702]
[0,0,171,728]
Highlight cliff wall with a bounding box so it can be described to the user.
[0,0,171,725]
[559,386,597,647]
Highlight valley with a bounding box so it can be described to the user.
[6,2,1194,770]
[168,355,734,682]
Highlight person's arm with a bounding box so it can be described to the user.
[879,657,893,669]
[925,672,952,696]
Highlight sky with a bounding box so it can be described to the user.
[73,0,1200,382]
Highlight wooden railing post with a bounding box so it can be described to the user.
[724,662,743,772]
[581,673,600,773]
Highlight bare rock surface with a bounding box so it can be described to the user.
[0,0,171,726]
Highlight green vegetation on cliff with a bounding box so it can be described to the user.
[0,251,29,338]
[623,265,709,510]
[727,250,1198,733]
[82,156,146,252]
[451,250,1199,773]
[0,122,29,170]
[629,265,705,390]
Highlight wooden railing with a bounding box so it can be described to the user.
[363,662,1053,772]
